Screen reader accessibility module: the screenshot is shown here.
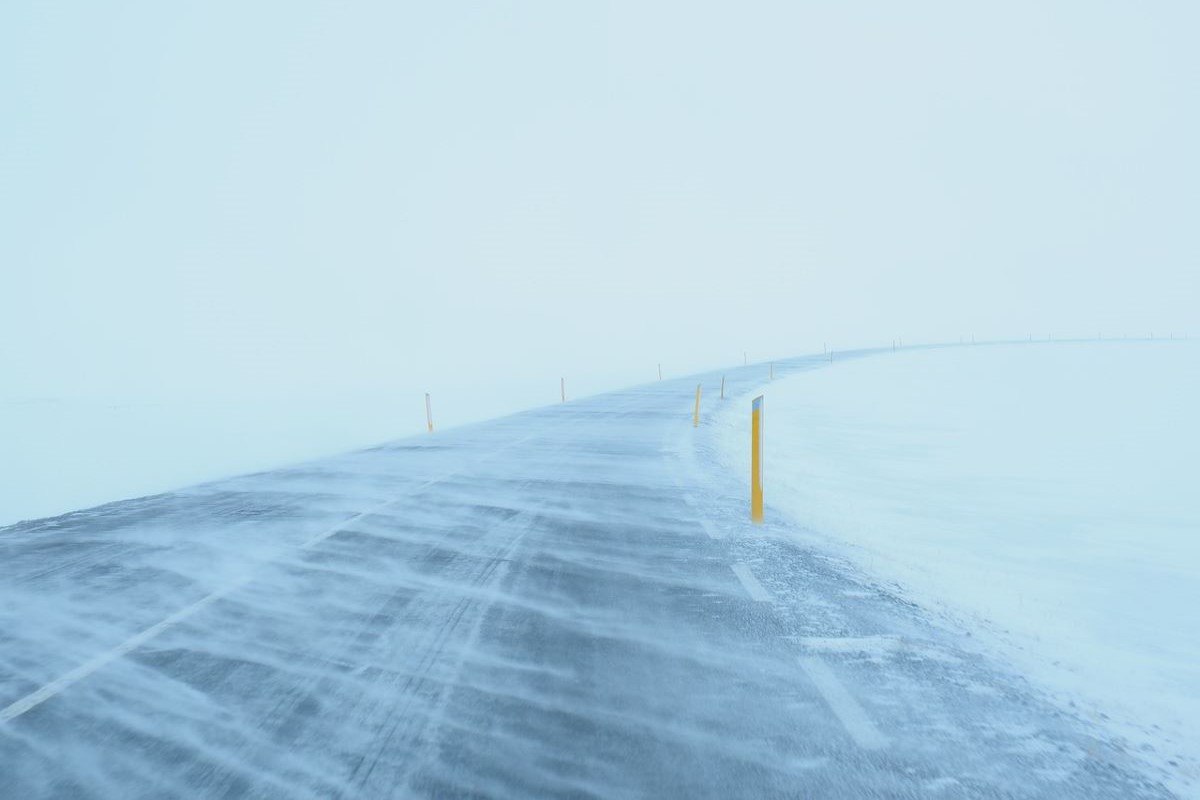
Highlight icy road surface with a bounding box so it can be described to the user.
[0,352,1175,798]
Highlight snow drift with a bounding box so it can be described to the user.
[716,341,1200,793]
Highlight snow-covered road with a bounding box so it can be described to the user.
[0,353,1174,798]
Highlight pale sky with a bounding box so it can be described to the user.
[3,1,1198,426]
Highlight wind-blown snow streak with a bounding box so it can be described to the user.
[1,437,533,723]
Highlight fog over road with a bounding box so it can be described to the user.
[0,350,1172,798]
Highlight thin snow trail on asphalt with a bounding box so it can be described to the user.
[0,435,536,724]
[0,349,1176,798]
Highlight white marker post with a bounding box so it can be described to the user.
[425,393,434,433]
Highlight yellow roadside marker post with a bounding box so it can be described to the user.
[751,395,764,522]
[425,393,434,433]
[693,383,702,427]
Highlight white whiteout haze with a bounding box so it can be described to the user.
[2,2,1198,515]
[716,341,1200,794]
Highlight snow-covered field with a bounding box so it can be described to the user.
[0,392,421,528]
[0,379,606,528]
[716,341,1200,793]
[0,368,663,529]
